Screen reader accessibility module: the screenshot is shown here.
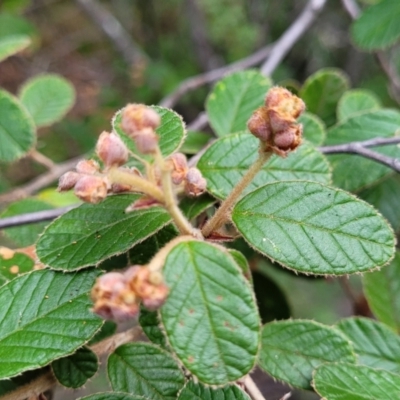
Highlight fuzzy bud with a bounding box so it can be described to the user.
[167,152,188,185]
[121,104,161,137]
[265,87,305,119]
[74,175,108,204]
[134,128,159,154]
[58,171,81,191]
[184,167,207,196]
[247,107,272,141]
[76,159,100,175]
[96,131,128,168]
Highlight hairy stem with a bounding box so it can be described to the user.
[202,149,271,237]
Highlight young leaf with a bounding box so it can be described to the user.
[0,251,34,285]
[337,317,400,373]
[19,74,76,128]
[160,240,260,385]
[79,394,147,400]
[178,380,251,400]
[139,306,167,348]
[363,251,400,331]
[206,70,272,137]
[299,68,350,126]
[179,194,216,220]
[0,89,35,162]
[359,174,400,232]
[313,362,400,400]
[181,130,212,154]
[298,112,326,146]
[337,89,381,122]
[113,106,186,158]
[326,109,400,192]
[228,249,252,282]
[108,342,185,400]
[351,0,400,50]
[52,347,98,388]
[232,181,395,276]
[36,194,171,271]
[0,198,54,247]
[259,320,355,389]
[0,269,103,379]
[198,133,331,200]
[0,34,30,62]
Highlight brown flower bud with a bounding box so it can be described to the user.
[267,108,295,133]
[58,171,81,191]
[265,86,305,119]
[121,104,161,137]
[247,107,272,141]
[74,175,107,204]
[184,167,207,197]
[273,125,303,152]
[96,131,128,168]
[134,128,159,154]
[76,159,100,175]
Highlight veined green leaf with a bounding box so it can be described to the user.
[0,269,102,379]
[160,240,260,385]
[52,347,98,388]
[0,34,30,62]
[0,89,35,162]
[79,393,148,400]
[259,320,355,389]
[179,194,216,220]
[232,181,395,275]
[0,251,34,285]
[337,89,381,122]
[363,251,400,331]
[337,317,400,372]
[313,362,400,399]
[206,70,272,137]
[139,306,167,348]
[351,0,400,50]
[198,133,331,200]
[108,342,185,400]
[36,194,171,271]
[178,380,251,400]
[19,74,75,128]
[298,112,326,146]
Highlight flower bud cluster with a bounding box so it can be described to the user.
[247,87,305,157]
[91,265,168,321]
[121,104,161,154]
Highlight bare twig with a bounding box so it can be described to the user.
[29,150,56,170]
[1,327,142,400]
[187,111,209,131]
[279,393,292,400]
[243,375,267,400]
[74,0,148,66]
[341,0,360,20]
[260,0,328,76]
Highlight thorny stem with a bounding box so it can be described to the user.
[1,327,142,400]
[202,149,272,237]
[154,148,202,238]
[243,375,267,400]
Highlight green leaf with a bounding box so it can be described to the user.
[198,133,331,200]
[363,251,400,331]
[0,13,37,40]
[0,89,35,162]
[206,70,272,137]
[0,269,102,379]
[79,393,147,400]
[259,320,355,389]
[228,249,252,282]
[0,34,30,62]
[52,346,98,388]
[179,194,216,220]
[337,317,400,372]
[359,174,400,232]
[178,380,251,400]
[160,240,260,385]
[87,320,117,345]
[19,74,75,128]
[351,0,400,50]
[298,112,326,146]
[326,109,400,192]
[139,306,167,348]
[337,89,381,122]
[113,106,186,158]
[181,130,212,154]
[313,362,400,400]
[0,251,34,285]
[108,342,185,400]
[1,198,54,247]
[252,271,290,324]
[300,68,350,126]
[232,181,395,275]
[36,194,171,271]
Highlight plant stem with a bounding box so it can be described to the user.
[243,375,267,400]
[202,149,271,237]
[29,149,56,170]
[107,167,165,203]
[154,148,202,238]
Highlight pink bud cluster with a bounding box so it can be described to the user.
[91,266,168,321]
[247,87,306,157]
